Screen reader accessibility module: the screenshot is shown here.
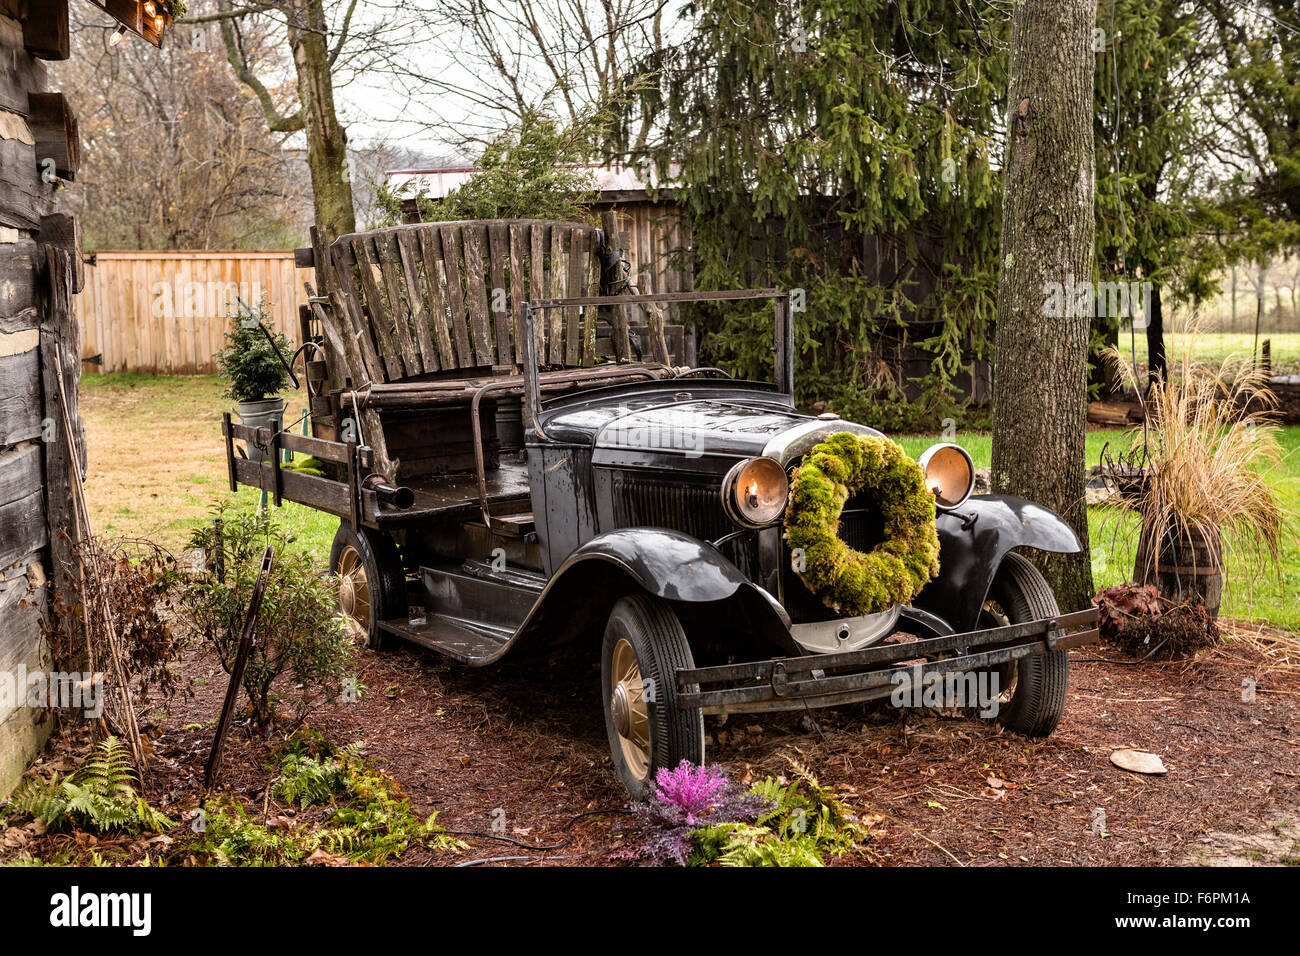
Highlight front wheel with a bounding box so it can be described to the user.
[982,551,1070,737]
[601,595,705,799]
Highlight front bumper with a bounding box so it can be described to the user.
[675,606,1099,715]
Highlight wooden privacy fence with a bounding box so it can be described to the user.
[75,250,313,374]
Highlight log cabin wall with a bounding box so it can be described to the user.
[0,0,85,797]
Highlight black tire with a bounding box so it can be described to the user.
[986,551,1070,737]
[600,595,705,800]
[329,523,406,651]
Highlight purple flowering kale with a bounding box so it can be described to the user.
[653,761,730,825]
[611,761,774,866]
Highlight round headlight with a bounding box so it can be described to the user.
[917,443,975,510]
[722,457,789,528]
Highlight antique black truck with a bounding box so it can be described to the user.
[222,217,1099,798]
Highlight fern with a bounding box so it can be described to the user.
[683,761,865,867]
[6,738,174,836]
[184,756,464,866]
[274,753,349,809]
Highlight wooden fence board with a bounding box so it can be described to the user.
[73,250,313,374]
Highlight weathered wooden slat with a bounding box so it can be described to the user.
[395,229,438,372]
[508,222,529,366]
[330,244,387,383]
[583,234,601,366]
[599,212,632,362]
[529,222,548,358]
[350,236,404,379]
[22,0,71,60]
[229,422,353,465]
[461,223,495,366]
[37,213,82,293]
[0,17,48,115]
[547,224,566,365]
[417,228,457,368]
[232,457,351,518]
[0,136,53,231]
[0,443,41,506]
[0,342,41,444]
[438,225,475,366]
[27,91,78,180]
[0,486,45,568]
[488,222,511,366]
[376,233,421,374]
[565,227,585,366]
[0,237,39,327]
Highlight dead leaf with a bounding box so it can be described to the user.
[304,848,350,866]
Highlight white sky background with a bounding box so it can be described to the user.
[275,0,692,164]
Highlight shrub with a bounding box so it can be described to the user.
[182,507,355,733]
[213,297,291,403]
[44,537,188,727]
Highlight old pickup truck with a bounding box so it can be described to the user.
[222,216,1098,798]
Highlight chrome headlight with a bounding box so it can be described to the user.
[722,457,789,528]
[917,443,975,510]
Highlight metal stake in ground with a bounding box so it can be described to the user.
[202,545,275,793]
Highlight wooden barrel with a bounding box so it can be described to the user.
[1133,523,1223,619]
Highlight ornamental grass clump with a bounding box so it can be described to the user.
[784,432,940,615]
[1102,341,1292,609]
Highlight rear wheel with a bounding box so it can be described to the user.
[601,595,704,799]
[981,551,1070,737]
[329,524,406,651]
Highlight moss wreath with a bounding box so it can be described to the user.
[783,432,941,616]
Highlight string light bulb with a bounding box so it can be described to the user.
[143,1,157,14]
[108,24,128,48]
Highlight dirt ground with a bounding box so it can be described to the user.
[6,623,1297,867]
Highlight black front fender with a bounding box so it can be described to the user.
[512,528,798,655]
[912,495,1082,633]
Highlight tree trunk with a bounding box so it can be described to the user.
[991,0,1095,610]
[1146,282,1167,385]
[287,0,356,239]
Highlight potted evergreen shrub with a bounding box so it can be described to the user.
[214,299,291,462]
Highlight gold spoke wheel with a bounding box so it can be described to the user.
[337,544,371,639]
[609,637,651,779]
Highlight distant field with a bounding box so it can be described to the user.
[1117,330,1300,375]
[81,374,1298,633]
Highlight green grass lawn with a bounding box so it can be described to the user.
[1118,329,1300,375]
[81,374,1299,633]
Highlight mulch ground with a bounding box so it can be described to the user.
[4,623,1299,867]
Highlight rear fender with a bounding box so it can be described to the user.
[912,495,1082,633]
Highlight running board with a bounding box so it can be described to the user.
[378,561,545,664]
[379,612,512,664]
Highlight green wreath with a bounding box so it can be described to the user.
[784,432,941,616]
